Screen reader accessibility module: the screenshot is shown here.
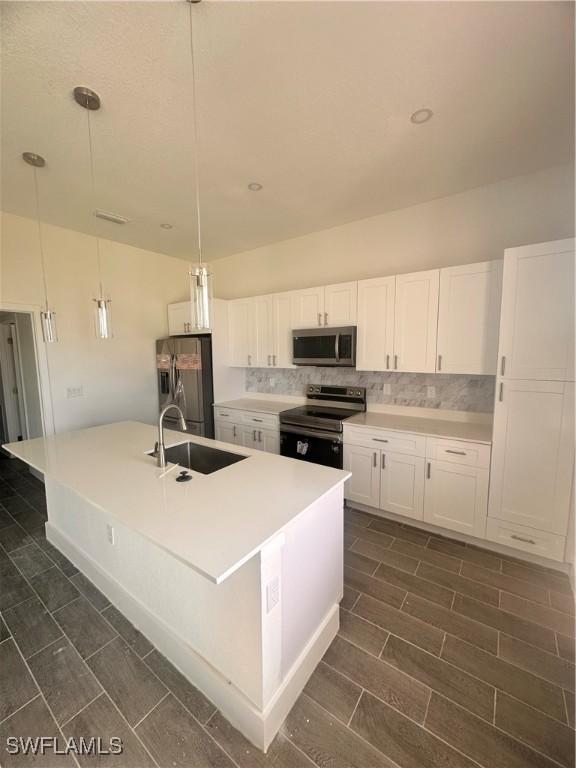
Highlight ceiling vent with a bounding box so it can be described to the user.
[94,209,130,225]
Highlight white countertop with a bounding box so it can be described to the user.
[4,422,348,584]
[214,398,299,415]
[345,411,493,444]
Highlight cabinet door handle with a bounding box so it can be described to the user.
[386,354,390,370]
[426,462,431,479]
[233,425,237,437]
[373,438,388,443]
[317,313,322,327]
[445,449,466,456]
[248,355,252,366]
[381,454,386,469]
[324,312,328,326]
[258,431,262,442]
[394,355,398,370]
[499,382,504,402]
[267,355,271,366]
[253,430,257,441]
[273,355,276,366]
[373,452,377,467]
[511,534,536,545]
[253,418,264,423]
[437,354,442,371]
[501,356,506,376]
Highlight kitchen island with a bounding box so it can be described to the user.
[4,421,349,751]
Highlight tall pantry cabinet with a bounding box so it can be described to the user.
[488,239,575,561]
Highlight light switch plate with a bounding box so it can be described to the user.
[67,385,83,399]
[266,577,280,613]
[106,524,115,545]
[426,386,436,399]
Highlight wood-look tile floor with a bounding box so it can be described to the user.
[1,457,574,768]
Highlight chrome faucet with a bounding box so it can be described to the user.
[156,404,187,468]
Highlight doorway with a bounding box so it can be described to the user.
[0,311,45,452]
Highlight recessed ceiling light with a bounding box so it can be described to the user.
[160,223,173,230]
[247,182,263,191]
[410,108,433,125]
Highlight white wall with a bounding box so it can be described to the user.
[0,212,190,433]
[211,165,575,298]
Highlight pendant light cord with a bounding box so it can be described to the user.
[188,1,203,268]
[31,167,51,313]
[85,107,104,297]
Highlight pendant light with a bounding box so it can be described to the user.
[23,152,58,343]
[74,86,113,340]
[187,0,213,330]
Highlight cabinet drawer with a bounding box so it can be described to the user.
[426,437,490,468]
[214,407,241,423]
[485,519,566,562]
[344,427,426,457]
[240,411,279,428]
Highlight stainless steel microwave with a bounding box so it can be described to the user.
[292,326,356,367]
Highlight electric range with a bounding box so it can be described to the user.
[279,384,366,468]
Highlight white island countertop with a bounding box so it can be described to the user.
[346,411,493,444]
[4,422,348,584]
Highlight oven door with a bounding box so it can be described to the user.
[292,327,356,366]
[280,425,343,468]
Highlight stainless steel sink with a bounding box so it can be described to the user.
[149,441,247,475]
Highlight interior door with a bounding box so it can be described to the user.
[424,460,488,537]
[393,270,439,373]
[380,452,425,521]
[497,240,575,380]
[437,261,503,374]
[0,324,23,442]
[489,379,574,535]
[356,276,395,371]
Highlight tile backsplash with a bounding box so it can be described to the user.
[245,368,495,413]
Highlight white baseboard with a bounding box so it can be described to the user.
[47,523,336,752]
[346,500,572,575]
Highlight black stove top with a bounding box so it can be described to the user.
[280,405,354,422]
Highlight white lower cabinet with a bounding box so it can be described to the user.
[214,407,279,455]
[424,460,488,538]
[344,426,490,540]
[343,444,380,508]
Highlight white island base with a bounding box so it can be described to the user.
[43,475,342,752]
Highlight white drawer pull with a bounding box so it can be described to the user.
[252,418,264,423]
[220,413,229,417]
[511,534,536,545]
[373,438,389,443]
[445,449,466,456]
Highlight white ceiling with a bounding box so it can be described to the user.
[1,1,573,262]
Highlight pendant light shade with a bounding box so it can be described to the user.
[23,152,58,344]
[187,2,212,331]
[74,86,113,340]
[94,298,113,340]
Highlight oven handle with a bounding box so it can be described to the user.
[335,332,340,362]
[280,424,343,442]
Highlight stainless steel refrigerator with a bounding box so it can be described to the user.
[156,335,214,438]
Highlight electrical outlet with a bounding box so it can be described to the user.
[106,524,115,545]
[269,378,275,387]
[266,576,280,613]
[66,385,83,399]
[426,386,436,399]
[383,382,392,395]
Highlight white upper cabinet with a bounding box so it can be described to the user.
[356,276,395,371]
[271,292,295,368]
[291,287,325,329]
[167,301,194,336]
[489,379,574,535]
[323,282,358,326]
[228,298,253,367]
[393,269,439,373]
[437,261,503,375]
[252,295,274,368]
[497,239,575,381]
